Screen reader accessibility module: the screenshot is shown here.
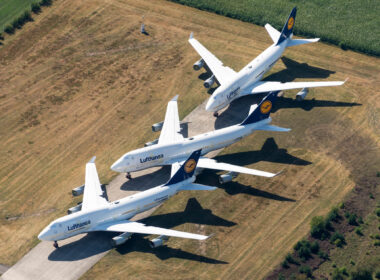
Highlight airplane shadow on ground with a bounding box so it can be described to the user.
[214,137,311,167]
[264,57,336,82]
[119,165,171,192]
[49,198,231,263]
[115,197,232,264]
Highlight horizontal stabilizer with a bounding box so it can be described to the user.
[179,183,217,191]
[255,124,291,132]
[265,23,281,43]
[287,38,319,47]
[198,157,278,178]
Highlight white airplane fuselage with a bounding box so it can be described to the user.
[111,118,271,173]
[206,41,287,112]
[38,178,193,241]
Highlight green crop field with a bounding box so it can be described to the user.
[169,0,380,56]
[0,0,38,32]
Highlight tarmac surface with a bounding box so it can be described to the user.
[1,95,260,280]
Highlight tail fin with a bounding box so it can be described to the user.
[240,91,279,125]
[166,150,201,185]
[277,7,297,45]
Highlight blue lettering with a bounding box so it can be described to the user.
[140,154,164,164]
[67,220,91,231]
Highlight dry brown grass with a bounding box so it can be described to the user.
[0,0,379,279]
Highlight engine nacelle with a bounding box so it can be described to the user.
[72,185,85,196]
[152,121,164,132]
[296,88,309,101]
[219,172,238,184]
[193,59,204,71]
[149,235,169,248]
[112,232,132,247]
[67,203,82,214]
[203,75,215,89]
[144,139,159,147]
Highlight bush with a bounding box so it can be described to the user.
[310,241,320,254]
[318,250,329,260]
[294,240,312,261]
[281,260,289,268]
[311,216,331,240]
[374,240,380,246]
[31,3,41,14]
[21,11,32,22]
[350,267,373,280]
[376,208,380,217]
[299,265,312,277]
[333,267,348,280]
[330,232,346,247]
[4,25,15,34]
[41,0,52,6]
[375,270,380,279]
[285,253,297,264]
[278,273,286,280]
[355,227,363,236]
[345,212,358,226]
[327,207,341,223]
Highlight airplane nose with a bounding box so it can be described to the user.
[110,159,124,172]
[38,228,49,241]
[205,97,216,112]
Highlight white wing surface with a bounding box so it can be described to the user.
[245,80,345,94]
[264,24,281,43]
[82,157,108,211]
[189,33,237,86]
[197,157,278,178]
[93,220,209,240]
[158,95,184,145]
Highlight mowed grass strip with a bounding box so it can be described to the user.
[169,0,380,56]
[0,0,379,279]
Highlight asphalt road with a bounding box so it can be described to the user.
[1,95,258,280]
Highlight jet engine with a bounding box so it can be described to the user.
[203,75,215,89]
[72,185,85,196]
[149,235,169,248]
[67,203,82,214]
[152,121,164,132]
[112,232,132,247]
[193,59,204,71]
[219,172,238,184]
[296,88,309,101]
[144,139,159,147]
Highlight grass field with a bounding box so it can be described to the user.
[169,0,380,56]
[0,0,379,279]
[0,0,38,32]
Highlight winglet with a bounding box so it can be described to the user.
[89,156,96,163]
[189,32,194,39]
[171,95,179,102]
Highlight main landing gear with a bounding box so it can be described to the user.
[53,241,59,249]
[126,172,132,180]
[213,111,219,117]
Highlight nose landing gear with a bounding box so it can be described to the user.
[213,111,219,117]
[53,241,59,249]
[126,173,132,180]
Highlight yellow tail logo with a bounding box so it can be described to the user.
[287,17,294,30]
[260,100,272,114]
[184,159,196,173]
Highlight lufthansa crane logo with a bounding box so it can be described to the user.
[260,100,272,114]
[184,159,196,173]
[287,17,294,30]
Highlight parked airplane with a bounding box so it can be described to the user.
[38,150,215,248]
[189,7,346,116]
[111,91,289,183]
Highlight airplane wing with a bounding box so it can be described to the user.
[93,220,209,240]
[265,24,281,43]
[82,157,108,211]
[197,157,278,178]
[244,80,345,94]
[158,95,184,145]
[188,33,237,86]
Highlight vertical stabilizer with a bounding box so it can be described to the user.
[166,150,202,185]
[277,7,297,45]
[240,91,279,125]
